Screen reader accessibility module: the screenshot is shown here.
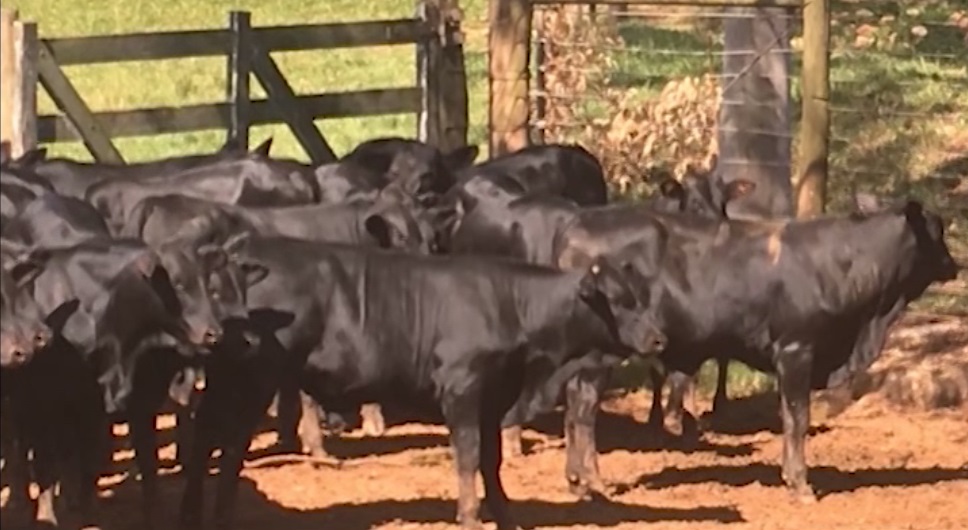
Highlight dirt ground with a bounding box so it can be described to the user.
[3,317,968,530]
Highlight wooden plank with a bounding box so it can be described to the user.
[416,0,440,145]
[489,0,532,157]
[36,36,124,163]
[44,19,429,66]
[1,8,18,150]
[795,0,830,218]
[46,30,230,66]
[36,88,423,143]
[250,39,336,164]
[12,21,38,158]
[256,18,431,52]
[227,11,252,149]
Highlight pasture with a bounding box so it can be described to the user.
[1,2,966,530]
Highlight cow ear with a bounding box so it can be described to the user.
[251,137,273,158]
[657,177,685,201]
[15,147,47,167]
[196,244,229,271]
[442,144,479,172]
[222,231,252,256]
[240,262,269,287]
[132,251,162,278]
[854,192,884,214]
[364,214,395,248]
[10,249,51,290]
[723,179,756,201]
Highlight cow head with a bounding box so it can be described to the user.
[652,162,756,220]
[151,219,268,351]
[363,195,438,254]
[0,246,54,368]
[855,193,960,283]
[578,256,667,356]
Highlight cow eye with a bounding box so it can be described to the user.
[210,290,221,301]
[174,282,186,291]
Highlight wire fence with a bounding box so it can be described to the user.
[529,2,966,315]
[530,3,802,200]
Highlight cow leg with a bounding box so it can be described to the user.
[72,390,108,528]
[712,358,730,415]
[776,348,817,503]
[1,399,33,527]
[646,367,666,431]
[664,371,698,441]
[563,369,607,500]
[359,403,386,437]
[274,380,301,453]
[213,393,271,530]
[297,392,327,457]
[130,369,176,529]
[33,439,60,527]
[480,405,517,530]
[500,425,524,459]
[441,392,483,530]
[180,376,231,529]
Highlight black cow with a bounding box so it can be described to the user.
[0,240,53,369]
[123,191,435,254]
[12,137,270,199]
[436,170,755,493]
[454,144,609,207]
[1,165,56,224]
[84,148,319,233]
[2,191,111,248]
[338,136,480,196]
[2,232,249,526]
[178,238,666,530]
[634,198,959,501]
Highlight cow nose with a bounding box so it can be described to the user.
[34,329,51,350]
[10,347,29,364]
[646,332,668,353]
[202,326,223,345]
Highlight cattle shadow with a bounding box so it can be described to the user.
[637,462,968,498]
[698,392,832,438]
[75,473,744,530]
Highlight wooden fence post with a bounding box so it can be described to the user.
[227,11,252,150]
[796,0,830,218]
[531,8,546,145]
[488,0,532,157]
[1,8,17,152]
[416,0,441,146]
[1,10,38,158]
[419,0,469,153]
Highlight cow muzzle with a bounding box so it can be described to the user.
[639,328,668,355]
[190,324,224,347]
[0,328,50,368]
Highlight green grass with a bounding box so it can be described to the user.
[8,0,490,162]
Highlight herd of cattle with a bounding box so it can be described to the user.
[0,135,960,530]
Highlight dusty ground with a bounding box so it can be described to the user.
[3,316,967,530]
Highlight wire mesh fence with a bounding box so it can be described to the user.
[528,1,966,314]
[529,2,802,199]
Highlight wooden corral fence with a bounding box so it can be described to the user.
[487,0,829,217]
[0,2,469,165]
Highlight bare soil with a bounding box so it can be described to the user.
[3,317,967,530]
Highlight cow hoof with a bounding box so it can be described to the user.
[792,487,818,504]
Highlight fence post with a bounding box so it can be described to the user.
[1,9,37,158]
[531,8,546,145]
[438,0,469,153]
[488,0,532,158]
[416,0,441,146]
[796,0,830,218]
[227,11,252,150]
